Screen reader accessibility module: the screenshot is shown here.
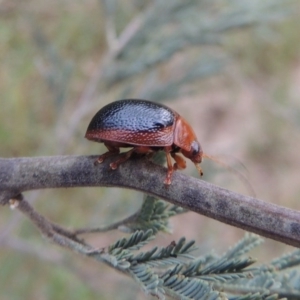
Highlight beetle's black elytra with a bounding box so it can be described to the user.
[87,99,175,133]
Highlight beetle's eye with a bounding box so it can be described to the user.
[191,141,200,156]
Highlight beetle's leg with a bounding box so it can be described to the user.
[164,149,174,185]
[194,163,204,176]
[110,148,135,170]
[171,153,186,170]
[95,143,120,165]
[133,146,153,154]
[109,146,153,170]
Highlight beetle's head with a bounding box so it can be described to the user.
[181,140,202,162]
[181,140,204,176]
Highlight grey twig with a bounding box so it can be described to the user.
[72,210,141,235]
[1,155,300,247]
[14,196,94,255]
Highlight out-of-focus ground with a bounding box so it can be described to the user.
[1,1,300,299]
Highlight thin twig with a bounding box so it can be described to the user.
[13,197,133,272]
[15,198,95,254]
[73,210,141,235]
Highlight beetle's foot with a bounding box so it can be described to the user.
[164,177,171,186]
[109,162,118,170]
[109,149,135,170]
[94,156,105,165]
[94,149,120,166]
[164,170,173,185]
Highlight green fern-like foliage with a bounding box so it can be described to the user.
[123,195,187,233]
[92,231,300,299]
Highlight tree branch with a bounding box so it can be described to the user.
[1,155,300,247]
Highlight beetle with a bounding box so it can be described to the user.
[85,99,203,185]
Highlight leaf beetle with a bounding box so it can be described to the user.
[85,99,203,185]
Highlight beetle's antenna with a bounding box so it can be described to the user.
[202,153,256,197]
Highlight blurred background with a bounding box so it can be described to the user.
[1,0,300,299]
